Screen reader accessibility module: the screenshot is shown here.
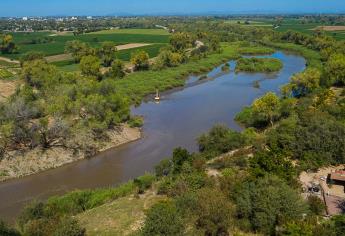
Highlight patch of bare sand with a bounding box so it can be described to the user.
[0,57,19,64]
[45,53,73,63]
[314,26,345,31]
[0,80,18,101]
[0,125,141,182]
[116,43,151,50]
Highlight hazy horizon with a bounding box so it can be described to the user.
[1,0,345,17]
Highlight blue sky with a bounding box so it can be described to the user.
[1,0,345,16]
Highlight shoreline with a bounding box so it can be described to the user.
[0,124,142,182]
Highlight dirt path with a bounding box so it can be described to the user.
[0,56,19,64]
[45,53,73,63]
[116,43,151,50]
[314,26,345,31]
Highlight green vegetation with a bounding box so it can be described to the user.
[1,30,169,60]
[88,28,170,35]
[235,57,283,73]
[115,43,240,104]
[0,34,18,54]
[77,192,166,236]
[3,15,345,236]
[0,68,14,80]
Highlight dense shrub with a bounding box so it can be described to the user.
[141,200,184,236]
[198,125,248,155]
[235,57,283,73]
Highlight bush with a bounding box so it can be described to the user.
[141,201,184,236]
[307,195,326,216]
[0,220,20,236]
[133,173,156,194]
[235,57,283,73]
[198,125,247,155]
[234,175,308,234]
[128,116,144,128]
[53,217,85,236]
[155,159,172,177]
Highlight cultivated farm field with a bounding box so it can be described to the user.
[4,29,170,59]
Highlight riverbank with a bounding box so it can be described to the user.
[259,41,322,69]
[0,124,141,182]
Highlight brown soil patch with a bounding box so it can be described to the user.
[45,53,73,62]
[0,125,141,181]
[0,57,19,64]
[314,26,345,31]
[0,80,18,101]
[115,43,151,50]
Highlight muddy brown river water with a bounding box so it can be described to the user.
[0,51,306,221]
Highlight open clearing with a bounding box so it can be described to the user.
[3,29,169,60]
[314,26,345,31]
[45,53,73,62]
[46,43,152,62]
[88,28,170,35]
[77,190,166,236]
[0,80,18,102]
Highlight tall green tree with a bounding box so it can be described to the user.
[325,53,345,86]
[282,69,321,97]
[110,59,125,79]
[65,40,94,63]
[252,92,281,127]
[79,55,101,78]
[130,50,150,71]
[0,34,18,54]
[98,41,118,67]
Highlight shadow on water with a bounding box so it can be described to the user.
[0,51,306,222]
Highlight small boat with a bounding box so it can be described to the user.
[154,89,160,101]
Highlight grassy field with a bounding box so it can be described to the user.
[273,19,345,40]
[4,29,170,59]
[0,68,15,80]
[224,19,273,27]
[88,28,170,35]
[77,191,166,236]
[54,43,165,71]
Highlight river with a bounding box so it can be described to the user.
[0,51,306,221]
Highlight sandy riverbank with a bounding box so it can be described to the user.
[0,124,141,182]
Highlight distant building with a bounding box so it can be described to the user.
[22,17,28,21]
[87,16,93,20]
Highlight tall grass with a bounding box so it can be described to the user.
[115,43,241,104]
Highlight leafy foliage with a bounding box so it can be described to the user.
[235,57,283,73]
